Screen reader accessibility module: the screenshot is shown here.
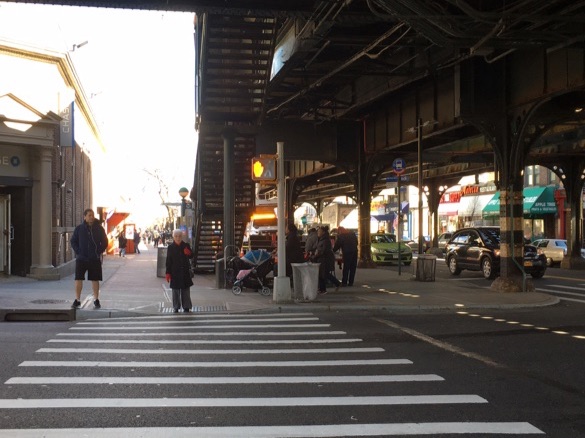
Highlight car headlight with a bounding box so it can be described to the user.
[494,249,500,257]
[371,247,381,253]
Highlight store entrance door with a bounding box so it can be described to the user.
[0,195,11,275]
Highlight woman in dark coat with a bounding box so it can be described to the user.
[313,226,341,294]
[165,229,194,312]
[285,223,305,277]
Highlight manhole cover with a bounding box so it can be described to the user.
[30,299,68,304]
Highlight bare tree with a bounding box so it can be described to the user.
[142,168,176,227]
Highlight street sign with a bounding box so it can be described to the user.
[386,175,409,183]
[251,155,277,181]
[392,158,406,175]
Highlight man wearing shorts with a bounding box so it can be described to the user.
[70,209,108,309]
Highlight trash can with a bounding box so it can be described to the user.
[291,262,320,301]
[156,247,167,278]
[414,254,437,281]
[215,258,225,289]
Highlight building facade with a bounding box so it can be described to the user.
[0,40,103,279]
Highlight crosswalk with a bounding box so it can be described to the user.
[1,312,544,436]
[537,283,585,304]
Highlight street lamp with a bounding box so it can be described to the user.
[179,187,189,217]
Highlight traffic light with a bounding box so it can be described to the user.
[251,155,277,181]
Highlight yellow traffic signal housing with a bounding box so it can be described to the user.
[251,155,277,181]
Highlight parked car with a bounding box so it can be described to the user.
[406,235,431,253]
[370,233,412,265]
[437,232,453,254]
[531,238,567,267]
[445,227,547,280]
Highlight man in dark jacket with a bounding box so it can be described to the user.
[70,208,108,309]
[165,229,194,312]
[313,226,341,294]
[133,229,141,254]
[333,226,358,286]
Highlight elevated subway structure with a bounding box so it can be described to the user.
[191,0,585,292]
[15,0,585,290]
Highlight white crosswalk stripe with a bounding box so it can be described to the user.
[1,312,544,436]
[537,283,585,303]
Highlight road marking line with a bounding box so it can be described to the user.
[537,288,585,303]
[0,423,544,436]
[0,395,487,408]
[71,324,330,330]
[373,318,504,369]
[6,375,443,385]
[537,288,585,296]
[82,312,316,322]
[36,347,385,354]
[20,359,413,368]
[46,338,363,344]
[548,284,585,291]
[56,331,346,337]
[77,317,321,325]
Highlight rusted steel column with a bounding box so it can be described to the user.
[357,155,376,268]
[498,187,526,278]
[222,129,235,255]
[560,164,585,269]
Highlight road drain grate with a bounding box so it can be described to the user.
[161,305,227,313]
[30,299,69,304]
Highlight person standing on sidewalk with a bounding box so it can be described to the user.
[118,231,127,257]
[333,226,358,287]
[313,226,341,295]
[133,229,141,254]
[165,229,194,313]
[70,208,108,309]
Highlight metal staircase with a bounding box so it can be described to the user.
[192,13,278,271]
[192,132,256,271]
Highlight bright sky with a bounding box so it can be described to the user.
[0,2,197,227]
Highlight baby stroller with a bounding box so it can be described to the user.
[226,249,274,296]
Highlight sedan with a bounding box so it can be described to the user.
[437,232,453,253]
[531,238,567,267]
[406,235,431,253]
[371,233,412,265]
[445,227,546,280]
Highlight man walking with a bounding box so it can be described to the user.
[70,208,108,309]
[134,229,141,254]
[333,226,358,286]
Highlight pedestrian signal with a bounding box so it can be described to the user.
[251,156,277,181]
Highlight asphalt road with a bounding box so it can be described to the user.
[1,288,585,437]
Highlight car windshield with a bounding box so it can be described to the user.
[373,234,396,243]
[478,228,501,245]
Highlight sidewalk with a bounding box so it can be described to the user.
[0,244,558,321]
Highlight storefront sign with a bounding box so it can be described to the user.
[0,145,28,178]
[59,102,74,147]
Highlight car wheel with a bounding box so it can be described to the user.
[531,270,545,279]
[481,257,496,280]
[545,257,553,267]
[448,256,461,275]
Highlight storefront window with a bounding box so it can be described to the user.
[523,219,544,242]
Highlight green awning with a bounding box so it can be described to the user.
[482,187,557,218]
[482,192,501,217]
[523,186,557,215]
